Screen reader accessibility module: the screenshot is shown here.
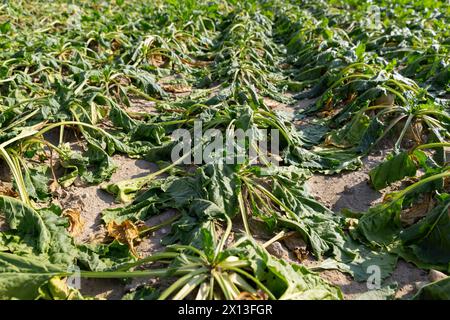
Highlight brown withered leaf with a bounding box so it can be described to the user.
[181,58,211,67]
[323,134,350,148]
[107,220,140,256]
[343,92,357,106]
[162,83,192,93]
[444,176,450,192]
[293,247,309,262]
[324,96,334,111]
[49,180,60,193]
[0,215,8,231]
[150,54,166,67]
[236,290,268,300]
[63,208,84,236]
[115,75,130,86]
[0,184,18,198]
[111,38,122,52]
[401,194,434,226]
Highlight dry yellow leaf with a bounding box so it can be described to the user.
[162,83,192,93]
[150,54,166,67]
[236,290,268,300]
[293,247,309,262]
[63,208,84,236]
[107,220,140,256]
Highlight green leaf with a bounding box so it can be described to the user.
[200,163,240,218]
[0,196,51,253]
[286,146,362,174]
[413,277,450,300]
[236,238,343,300]
[353,199,403,247]
[355,283,397,300]
[0,252,66,300]
[22,165,51,201]
[395,196,450,271]
[326,113,370,148]
[0,21,11,34]
[122,286,159,300]
[77,240,136,271]
[369,150,426,190]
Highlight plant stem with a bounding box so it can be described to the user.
[414,142,450,151]
[238,189,251,236]
[263,230,295,248]
[393,170,450,201]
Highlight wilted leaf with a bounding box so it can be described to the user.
[369,150,427,190]
[413,277,450,300]
[107,220,140,256]
[0,184,17,198]
[355,283,397,300]
[161,83,192,93]
[400,194,433,226]
[63,209,84,236]
[236,291,268,300]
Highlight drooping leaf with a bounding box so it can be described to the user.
[413,277,450,300]
[369,150,427,190]
[0,252,66,300]
[0,196,51,253]
[394,195,450,271]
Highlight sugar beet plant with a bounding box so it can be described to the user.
[0,0,449,300]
